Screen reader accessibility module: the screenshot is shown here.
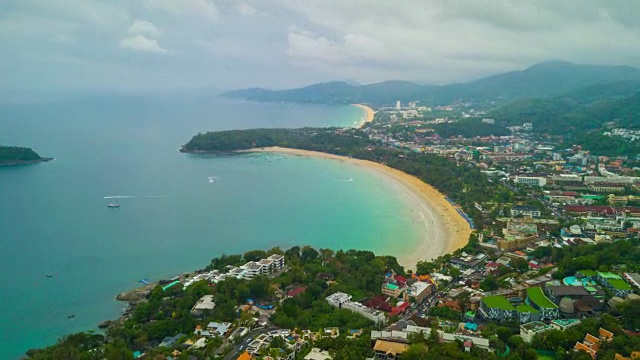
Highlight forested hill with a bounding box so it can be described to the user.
[0,146,51,166]
[489,82,640,134]
[222,61,640,106]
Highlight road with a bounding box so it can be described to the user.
[223,327,277,360]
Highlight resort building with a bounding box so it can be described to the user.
[183,254,286,287]
[407,281,434,304]
[526,287,559,320]
[382,283,401,297]
[574,328,614,359]
[510,205,541,218]
[191,295,215,316]
[498,220,538,251]
[520,321,552,343]
[550,319,581,331]
[596,272,633,297]
[373,340,409,360]
[514,175,547,187]
[516,304,540,324]
[326,292,386,324]
[479,295,516,321]
[304,348,333,360]
[623,272,640,289]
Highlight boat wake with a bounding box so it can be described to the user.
[328,177,354,182]
[103,196,137,199]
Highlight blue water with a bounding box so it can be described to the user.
[0,94,420,358]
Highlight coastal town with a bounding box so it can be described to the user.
[29,99,640,360]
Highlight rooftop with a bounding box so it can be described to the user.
[520,321,550,332]
[608,278,632,291]
[482,295,515,311]
[527,287,558,309]
[517,304,540,314]
[373,340,409,356]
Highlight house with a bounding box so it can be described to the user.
[237,351,253,360]
[287,287,306,298]
[486,262,500,274]
[191,295,216,316]
[382,282,402,297]
[511,205,541,218]
[407,281,434,304]
[304,348,332,360]
[205,322,231,337]
[372,340,409,360]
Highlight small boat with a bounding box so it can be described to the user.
[46,274,53,278]
[67,314,75,319]
[107,196,120,208]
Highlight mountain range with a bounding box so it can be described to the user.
[221,61,640,106]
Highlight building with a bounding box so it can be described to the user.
[373,340,409,360]
[511,205,541,218]
[574,328,614,359]
[498,220,538,251]
[550,319,581,331]
[326,292,386,324]
[382,283,401,297]
[191,295,216,316]
[407,281,434,304]
[396,100,401,110]
[520,321,552,343]
[623,272,640,289]
[596,272,633,297]
[305,348,332,360]
[526,287,559,320]
[479,295,516,321]
[514,175,547,187]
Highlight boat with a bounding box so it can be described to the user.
[67,314,75,319]
[46,274,53,278]
[107,196,120,208]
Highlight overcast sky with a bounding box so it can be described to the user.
[2,0,640,94]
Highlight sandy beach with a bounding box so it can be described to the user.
[352,104,376,128]
[247,147,472,270]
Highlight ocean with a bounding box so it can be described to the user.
[0,94,420,358]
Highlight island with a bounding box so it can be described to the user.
[0,145,52,166]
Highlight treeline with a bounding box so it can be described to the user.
[183,127,494,228]
[0,145,42,163]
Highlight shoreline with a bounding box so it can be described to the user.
[0,157,53,167]
[243,146,471,270]
[352,104,375,129]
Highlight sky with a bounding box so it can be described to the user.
[2,0,640,95]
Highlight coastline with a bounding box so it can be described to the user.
[243,146,471,270]
[0,157,53,167]
[352,104,375,129]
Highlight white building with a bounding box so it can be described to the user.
[305,348,333,360]
[514,175,547,187]
[396,100,401,110]
[326,292,386,324]
[191,295,216,316]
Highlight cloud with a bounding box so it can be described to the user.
[141,0,219,21]
[3,0,640,94]
[119,35,166,53]
[128,19,161,37]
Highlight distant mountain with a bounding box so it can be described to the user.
[221,61,640,106]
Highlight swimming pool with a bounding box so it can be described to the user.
[563,276,595,287]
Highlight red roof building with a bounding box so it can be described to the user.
[287,287,306,298]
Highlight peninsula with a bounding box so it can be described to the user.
[0,145,52,166]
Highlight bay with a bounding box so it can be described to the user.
[0,94,419,358]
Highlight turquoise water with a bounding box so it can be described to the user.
[0,95,420,358]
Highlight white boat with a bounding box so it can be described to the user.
[107,196,120,208]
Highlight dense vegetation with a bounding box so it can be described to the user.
[0,145,43,164]
[183,127,493,229]
[222,62,640,106]
[489,86,640,134]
